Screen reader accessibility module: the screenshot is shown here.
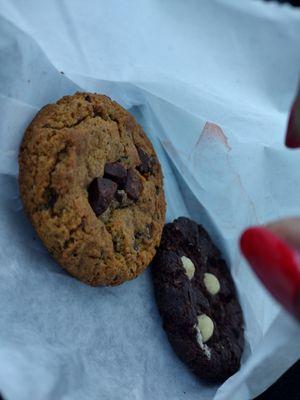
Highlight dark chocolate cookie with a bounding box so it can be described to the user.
[19,92,166,286]
[152,217,244,382]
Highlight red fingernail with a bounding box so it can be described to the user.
[240,227,300,319]
[285,96,300,148]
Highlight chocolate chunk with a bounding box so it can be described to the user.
[137,147,154,175]
[45,187,58,208]
[88,178,117,216]
[135,231,143,240]
[125,169,142,201]
[104,162,127,187]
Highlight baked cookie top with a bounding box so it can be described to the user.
[19,92,166,286]
[152,217,244,382]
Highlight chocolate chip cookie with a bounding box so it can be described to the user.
[19,92,166,286]
[152,217,244,382]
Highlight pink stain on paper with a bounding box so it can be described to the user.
[193,121,258,224]
[195,122,231,151]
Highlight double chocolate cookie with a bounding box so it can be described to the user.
[19,92,166,286]
[152,217,244,382]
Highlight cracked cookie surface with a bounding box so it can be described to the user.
[19,92,166,286]
[152,217,244,382]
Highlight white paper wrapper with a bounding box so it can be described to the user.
[0,1,300,399]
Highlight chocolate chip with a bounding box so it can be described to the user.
[104,162,127,187]
[45,188,58,208]
[124,169,142,201]
[88,177,117,216]
[134,231,143,240]
[137,147,154,175]
[85,95,92,102]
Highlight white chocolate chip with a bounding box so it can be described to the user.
[181,256,195,280]
[196,314,214,343]
[195,324,211,359]
[204,272,220,295]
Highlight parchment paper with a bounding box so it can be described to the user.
[0,1,300,399]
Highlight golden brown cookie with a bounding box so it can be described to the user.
[19,92,166,286]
